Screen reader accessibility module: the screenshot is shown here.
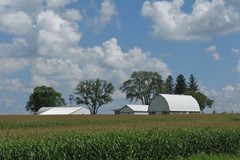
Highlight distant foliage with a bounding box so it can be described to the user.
[25,86,66,113]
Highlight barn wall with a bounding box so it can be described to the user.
[148,96,169,112]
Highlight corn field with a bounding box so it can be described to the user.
[0,114,240,159]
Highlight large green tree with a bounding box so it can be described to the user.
[174,74,187,94]
[165,75,175,94]
[120,71,164,105]
[188,74,199,92]
[186,91,214,111]
[26,86,66,113]
[74,79,115,115]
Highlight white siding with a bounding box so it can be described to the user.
[133,112,149,115]
[119,105,149,115]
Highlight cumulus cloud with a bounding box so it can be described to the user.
[31,38,171,90]
[141,0,240,40]
[63,9,83,22]
[0,78,26,92]
[37,10,81,57]
[89,0,117,31]
[45,0,74,9]
[0,38,29,57]
[206,84,240,113]
[232,48,240,54]
[0,11,32,35]
[0,58,29,73]
[0,97,14,106]
[205,45,221,61]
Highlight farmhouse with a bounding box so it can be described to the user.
[115,104,149,115]
[149,94,200,115]
[37,107,90,115]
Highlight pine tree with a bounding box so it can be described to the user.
[188,74,199,92]
[165,75,175,94]
[174,74,187,94]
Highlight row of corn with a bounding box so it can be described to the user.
[0,128,240,160]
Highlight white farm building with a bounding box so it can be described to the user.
[37,107,90,115]
[114,104,149,115]
[149,94,200,115]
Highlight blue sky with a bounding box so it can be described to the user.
[0,0,240,114]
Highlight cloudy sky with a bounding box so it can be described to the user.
[0,0,240,114]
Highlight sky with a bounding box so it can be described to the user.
[0,0,240,114]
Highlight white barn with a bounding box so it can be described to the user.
[149,94,200,115]
[118,104,149,115]
[37,107,90,115]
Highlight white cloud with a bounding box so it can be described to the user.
[0,38,29,57]
[89,0,117,31]
[0,58,29,73]
[31,38,171,90]
[142,0,240,40]
[232,48,240,54]
[223,84,235,93]
[206,84,240,113]
[0,97,14,106]
[45,0,74,9]
[63,9,83,22]
[37,10,81,56]
[0,11,32,35]
[0,0,42,12]
[205,45,221,61]
[0,79,26,92]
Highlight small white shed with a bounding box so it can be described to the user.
[149,94,200,115]
[119,104,149,115]
[37,107,90,115]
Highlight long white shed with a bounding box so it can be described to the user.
[37,107,90,115]
[149,94,200,115]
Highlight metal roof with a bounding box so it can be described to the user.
[159,94,200,112]
[124,104,149,112]
[38,107,90,115]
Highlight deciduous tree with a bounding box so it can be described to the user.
[186,91,214,111]
[120,71,164,105]
[74,79,115,114]
[26,86,66,113]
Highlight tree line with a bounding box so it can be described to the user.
[26,71,213,114]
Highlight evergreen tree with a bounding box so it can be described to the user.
[188,74,199,92]
[175,74,187,94]
[165,75,175,94]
